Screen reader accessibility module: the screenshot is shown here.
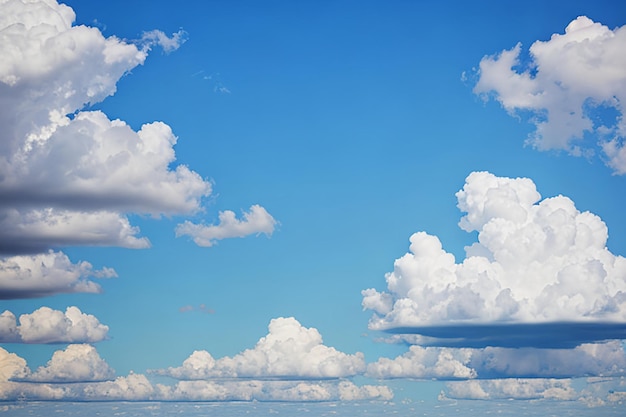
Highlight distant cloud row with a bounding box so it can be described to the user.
[0,0,276,298]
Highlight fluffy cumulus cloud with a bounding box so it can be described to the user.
[0,346,390,402]
[473,16,626,174]
[362,171,626,346]
[17,344,114,383]
[366,346,476,379]
[154,317,365,379]
[0,251,116,299]
[176,205,278,247]
[0,306,108,343]
[155,380,392,402]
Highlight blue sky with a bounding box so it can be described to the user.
[1,0,626,413]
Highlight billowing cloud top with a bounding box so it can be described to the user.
[363,171,626,331]
[473,16,626,174]
[154,317,365,379]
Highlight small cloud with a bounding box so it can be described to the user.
[176,205,278,247]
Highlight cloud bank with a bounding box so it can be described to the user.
[153,317,365,379]
[362,171,626,346]
[0,306,109,344]
[0,251,115,299]
[473,16,626,174]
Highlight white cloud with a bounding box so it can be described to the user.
[368,341,626,380]
[473,16,626,174]
[1,110,212,219]
[0,0,276,300]
[444,378,577,401]
[176,205,278,247]
[0,306,109,344]
[366,346,476,379]
[0,347,29,381]
[19,344,115,383]
[0,251,115,299]
[0,311,19,342]
[0,346,390,402]
[363,171,626,331]
[153,317,365,379]
[0,209,150,254]
[82,372,156,400]
[0,0,213,256]
[473,342,626,378]
[155,379,392,402]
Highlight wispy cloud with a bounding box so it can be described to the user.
[472,16,626,174]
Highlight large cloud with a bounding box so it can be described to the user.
[15,344,114,383]
[0,306,108,343]
[472,16,626,174]
[153,317,365,379]
[362,171,626,346]
[0,0,207,251]
[176,205,278,247]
